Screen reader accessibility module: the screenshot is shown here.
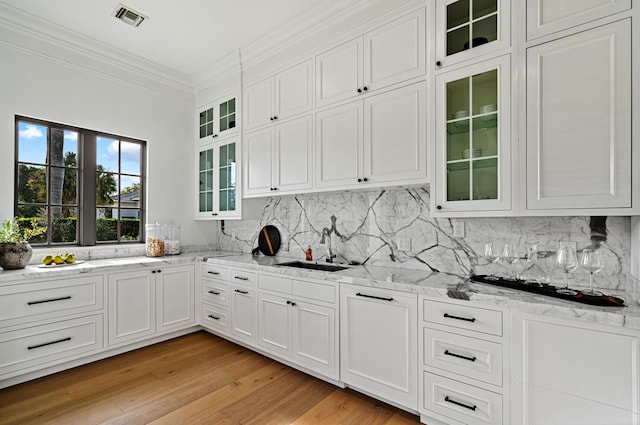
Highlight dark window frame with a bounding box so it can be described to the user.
[15,115,146,247]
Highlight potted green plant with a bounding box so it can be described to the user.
[0,218,47,270]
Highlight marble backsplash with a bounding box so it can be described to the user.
[220,187,632,291]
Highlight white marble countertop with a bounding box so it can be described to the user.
[2,250,638,331]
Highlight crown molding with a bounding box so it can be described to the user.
[0,2,194,103]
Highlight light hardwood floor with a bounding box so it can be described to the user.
[0,331,423,425]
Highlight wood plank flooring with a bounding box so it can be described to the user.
[0,331,423,425]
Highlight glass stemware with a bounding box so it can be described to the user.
[579,248,604,296]
[555,242,578,295]
[501,243,519,280]
[483,242,500,280]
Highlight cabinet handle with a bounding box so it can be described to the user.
[157,270,162,273]
[208,290,220,295]
[436,205,442,210]
[363,177,368,182]
[444,349,477,362]
[443,313,476,323]
[363,86,368,91]
[286,300,297,306]
[436,60,442,67]
[270,117,274,121]
[234,276,249,281]
[357,178,362,182]
[27,295,72,305]
[207,271,220,275]
[212,212,219,216]
[356,292,393,302]
[274,116,278,120]
[28,337,71,350]
[208,314,220,320]
[444,396,476,411]
[234,289,249,294]
[152,270,157,274]
[357,88,362,93]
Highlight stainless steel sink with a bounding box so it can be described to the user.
[276,260,349,272]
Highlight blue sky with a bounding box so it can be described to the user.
[18,122,141,192]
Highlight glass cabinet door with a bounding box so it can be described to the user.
[199,107,215,139]
[434,55,511,215]
[436,0,509,68]
[198,146,214,213]
[446,69,498,202]
[218,142,236,213]
[218,98,236,134]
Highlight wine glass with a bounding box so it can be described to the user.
[579,248,604,296]
[501,243,519,280]
[555,242,578,295]
[483,242,500,280]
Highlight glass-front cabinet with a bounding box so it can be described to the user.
[195,139,240,220]
[197,96,238,141]
[433,55,511,215]
[435,0,510,68]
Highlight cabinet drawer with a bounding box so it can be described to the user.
[292,279,335,303]
[0,275,104,326]
[423,372,502,425]
[230,269,257,287]
[0,314,104,376]
[201,303,229,334]
[201,264,230,282]
[202,281,229,306]
[424,327,503,387]
[259,274,292,294]
[423,299,502,336]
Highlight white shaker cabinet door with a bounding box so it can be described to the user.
[340,284,418,410]
[274,115,313,193]
[157,265,195,332]
[525,20,632,212]
[244,127,274,196]
[244,77,274,130]
[526,0,631,40]
[276,59,313,119]
[315,38,363,107]
[364,82,426,185]
[108,270,155,345]
[511,312,640,425]
[315,101,363,188]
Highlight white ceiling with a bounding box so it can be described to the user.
[0,0,347,77]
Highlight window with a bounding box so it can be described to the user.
[15,116,146,246]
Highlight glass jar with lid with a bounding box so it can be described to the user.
[164,223,181,255]
[145,222,165,257]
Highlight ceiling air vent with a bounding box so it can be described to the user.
[112,4,148,27]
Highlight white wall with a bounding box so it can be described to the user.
[0,42,217,248]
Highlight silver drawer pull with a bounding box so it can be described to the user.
[208,290,220,295]
[28,296,72,305]
[443,312,476,323]
[208,315,220,321]
[234,276,249,281]
[444,349,477,362]
[28,337,71,350]
[445,396,477,411]
[207,271,220,275]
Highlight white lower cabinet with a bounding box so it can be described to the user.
[108,264,195,346]
[229,268,258,345]
[420,297,506,425]
[340,283,418,410]
[257,275,338,379]
[511,311,640,425]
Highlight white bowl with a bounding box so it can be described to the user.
[480,104,497,114]
[453,110,468,119]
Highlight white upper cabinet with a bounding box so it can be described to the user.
[525,20,632,213]
[196,95,238,141]
[526,0,631,40]
[435,0,510,69]
[244,59,313,130]
[433,55,512,216]
[316,82,426,190]
[244,115,313,197]
[316,8,425,107]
